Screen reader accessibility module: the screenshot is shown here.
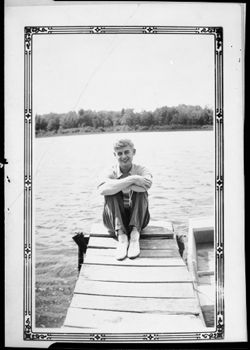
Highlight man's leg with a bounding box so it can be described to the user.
[102,192,131,235]
[129,191,150,233]
[127,192,150,259]
[102,192,129,260]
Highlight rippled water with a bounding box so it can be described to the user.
[35,130,214,327]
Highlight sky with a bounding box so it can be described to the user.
[33,33,215,115]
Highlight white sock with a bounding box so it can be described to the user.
[130,228,140,241]
[117,230,128,242]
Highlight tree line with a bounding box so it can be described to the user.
[35,104,213,136]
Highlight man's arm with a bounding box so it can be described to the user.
[129,185,148,192]
[98,175,151,195]
[98,176,135,195]
[130,176,152,192]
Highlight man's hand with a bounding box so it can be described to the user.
[131,175,152,189]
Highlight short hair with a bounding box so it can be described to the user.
[113,138,135,151]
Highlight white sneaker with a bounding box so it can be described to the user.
[115,234,128,260]
[127,238,140,259]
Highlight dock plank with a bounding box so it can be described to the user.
[84,254,185,266]
[86,247,180,258]
[90,222,174,238]
[70,294,200,315]
[74,280,196,298]
[64,308,204,332]
[80,264,192,282]
[64,222,205,332]
[88,236,178,249]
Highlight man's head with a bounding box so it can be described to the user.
[113,138,136,172]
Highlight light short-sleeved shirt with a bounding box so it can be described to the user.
[98,163,153,207]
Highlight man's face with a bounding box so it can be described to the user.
[114,146,136,171]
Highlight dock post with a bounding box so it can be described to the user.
[72,232,89,272]
[176,234,186,258]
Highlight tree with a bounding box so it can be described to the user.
[47,115,60,132]
[120,109,135,127]
[140,110,154,127]
[35,104,213,135]
[35,115,48,132]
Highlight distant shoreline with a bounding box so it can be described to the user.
[36,125,213,138]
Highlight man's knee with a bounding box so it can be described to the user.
[133,191,148,204]
[104,192,123,203]
[138,192,148,199]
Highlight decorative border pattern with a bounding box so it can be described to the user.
[24,26,224,342]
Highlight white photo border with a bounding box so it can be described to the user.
[23,25,224,342]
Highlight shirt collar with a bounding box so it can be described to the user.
[116,164,135,178]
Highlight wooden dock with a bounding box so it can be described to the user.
[63,221,206,333]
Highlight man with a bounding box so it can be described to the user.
[97,138,152,260]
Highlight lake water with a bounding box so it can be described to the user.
[34,130,214,328]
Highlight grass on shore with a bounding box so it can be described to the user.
[36,125,213,138]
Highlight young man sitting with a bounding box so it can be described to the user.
[97,138,152,260]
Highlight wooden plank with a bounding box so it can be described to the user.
[70,294,200,315]
[74,279,195,298]
[64,308,204,332]
[86,247,181,258]
[84,254,185,266]
[148,220,174,231]
[80,264,192,282]
[142,224,174,238]
[90,222,174,238]
[88,236,178,250]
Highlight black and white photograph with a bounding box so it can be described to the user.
[33,27,216,335]
[4,1,246,346]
